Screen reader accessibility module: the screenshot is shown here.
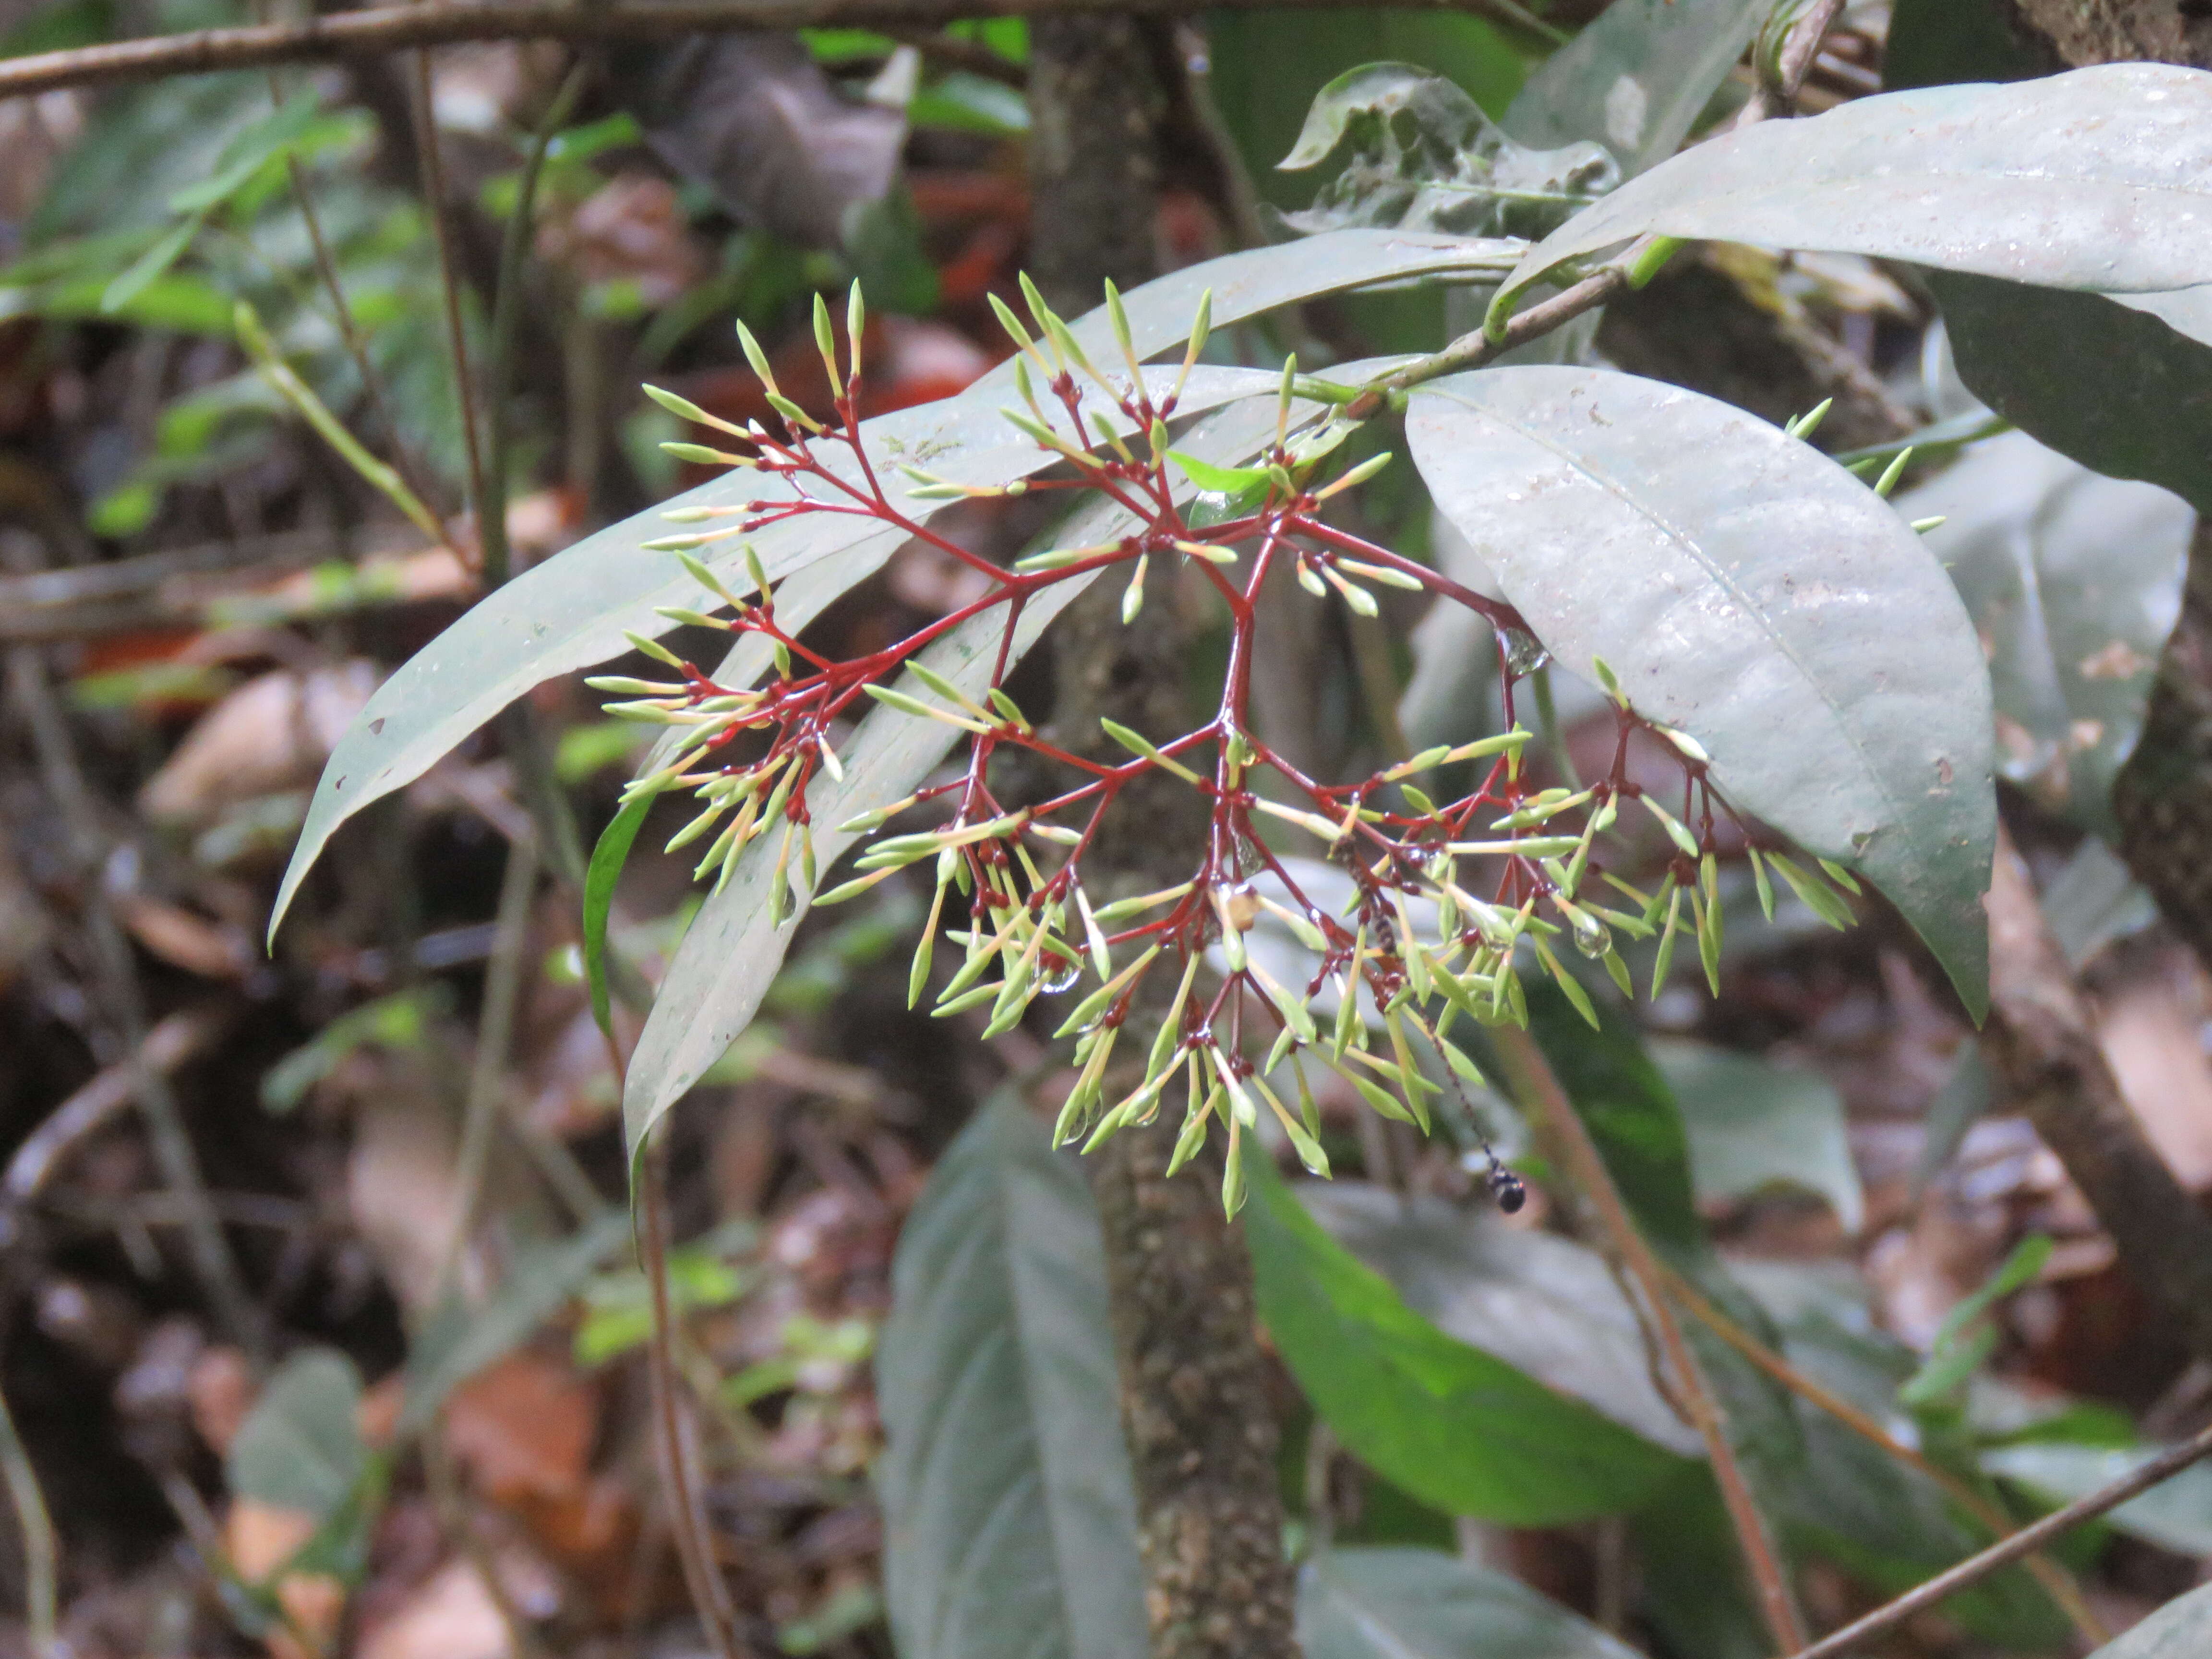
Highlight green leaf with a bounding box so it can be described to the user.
[1898,430,2190,832]
[1408,366,1995,1018]
[1246,1156,1688,1525]
[1520,977,1704,1252]
[401,1212,632,1435]
[876,1094,1146,1659]
[99,214,201,314]
[228,1348,366,1520]
[585,790,657,1035]
[168,90,325,213]
[277,227,1471,939]
[1504,0,1769,179]
[1984,1443,2212,1559]
[1302,1182,1704,1455]
[1298,1546,1644,1659]
[1506,64,2212,302]
[1650,1038,1864,1232]
[1278,63,1616,239]
[1930,271,2212,517]
[1166,449,1269,493]
[1207,12,1533,211]
[619,387,1320,1163]
[2084,1581,2212,1658]
[1900,1234,2052,1406]
[260,986,443,1114]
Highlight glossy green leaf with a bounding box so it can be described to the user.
[1298,1546,1643,1659]
[2085,1581,2212,1658]
[584,790,657,1035]
[228,1347,366,1519]
[1504,0,1768,179]
[876,1094,1145,1659]
[276,228,1496,940]
[1303,1182,1703,1455]
[1898,430,2189,833]
[618,389,1312,1160]
[1651,1038,1864,1232]
[1277,63,1616,239]
[1507,64,2212,301]
[1408,365,1995,1017]
[1246,1157,1688,1525]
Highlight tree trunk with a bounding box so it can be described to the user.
[1027,19,1305,1658]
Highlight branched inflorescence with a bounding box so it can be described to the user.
[594,280,1865,1215]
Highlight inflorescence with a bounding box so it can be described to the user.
[591,279,1865,1216]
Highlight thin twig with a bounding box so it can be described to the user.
[1491,1024,1809,1653]
[1344,268,1625,417]
[639,1139,745,1659]
[1785,1420,2212,1659]
[0,1378,59,1659]
[481,61,585,590]
[407,49,489,548]
[1657,1260,2107,1646]
[0,0,1527,101]
[281,146,443,520]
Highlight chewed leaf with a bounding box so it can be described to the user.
[1506,63,2212,301]
[1503,0,1770,180]
[1407,366,1995,1017]
[1279,63,1617,240]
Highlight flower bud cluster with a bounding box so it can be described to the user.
[599,278,1866,1216]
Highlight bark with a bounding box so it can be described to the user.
[2115,526,2212,965]
[2009,0,2212,68]
[1027,19,1304,1658]
[1980,830,2212,1362]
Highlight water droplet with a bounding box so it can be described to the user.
[1041,957,1084,996]
[1502,628,1550,678]
[1571,910,1610,960]
[1491,1169,1527,1214]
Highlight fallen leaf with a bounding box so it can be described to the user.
[140,661,378,827]
[444,1350,596,1505]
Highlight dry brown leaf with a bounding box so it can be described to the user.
[113,892,252,979]
[444,1350,596,1505]
[140,661,378,826]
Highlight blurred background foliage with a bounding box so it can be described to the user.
[0,2,2210,1658]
